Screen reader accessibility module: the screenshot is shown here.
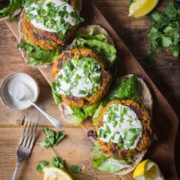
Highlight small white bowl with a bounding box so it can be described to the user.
[0,72,40,110]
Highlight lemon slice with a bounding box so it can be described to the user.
[129,0,159,18]
[43,167,73,180]
[133,159,164,180]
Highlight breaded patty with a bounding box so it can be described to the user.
[52,48,112,108]
[95,100,152,159]
[21,0,81,50]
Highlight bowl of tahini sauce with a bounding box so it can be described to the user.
[0,72,39,110]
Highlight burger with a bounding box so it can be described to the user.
[51,25,117,125]
[52,47,112,108]
[89,74,153,175]
[18,0,83,65]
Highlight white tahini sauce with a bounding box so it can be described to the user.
[25,0,79,32]
[98,104,143,150]
[0,73,39,110]
[56,58,101,98]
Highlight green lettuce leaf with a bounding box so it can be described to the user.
[71,103,99,125]
[73,34,117,65]
[92,103,105,125]
[105,76,142,103]
[51,81,99,125]
[93,76,142,123]
[51,82,62,104]
[18,41,59,65]
[0,0,24,20]
[93,151,133,173]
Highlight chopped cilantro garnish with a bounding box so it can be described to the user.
[40,128,65,148]
[148,1,180,59]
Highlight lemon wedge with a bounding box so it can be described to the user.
[129,0,159,18]
[43,167,73,180]
[133,159,164,180]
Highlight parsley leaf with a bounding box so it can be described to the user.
[40,128,65,148]
[148,1,180,59]
[52,156,64,169]
[36,160,49,172]
[70,165,81,174]
[37,156,64,172]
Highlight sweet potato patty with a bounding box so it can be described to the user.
[52,48,112,108]
[95,100,152,159]
[21,0,80,50]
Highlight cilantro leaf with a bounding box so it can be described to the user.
[52,156,64,169]
[148,1,180,59]
[36,161,49,172]
[70,165,81,174]
[40,128,65,148]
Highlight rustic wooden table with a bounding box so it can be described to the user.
[0,0,179,179]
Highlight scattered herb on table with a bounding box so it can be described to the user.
[54,157,64,167]
[148,1,180,60]
[40,128,65,148]
[70,165,81,174]
[52,156,64,169]
[37,156,64,172]
[37,160,49,172]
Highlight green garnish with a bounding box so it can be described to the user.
[17,41,59,65]
[51,156,64,169]
[40,128,65,148]
[37,156,64,172]
[25,0,83,40]
[148,1,180,59]
[99,129,106,139]
[124,128,141,149]
[70,165,81,174]
[36,160,49,172]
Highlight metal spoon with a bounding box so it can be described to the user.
[9,82,61,129]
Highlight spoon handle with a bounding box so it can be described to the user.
[29,100,61,128]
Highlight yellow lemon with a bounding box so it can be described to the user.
[129,0,159,18]
[43,167,73,180]
[133,159,164,180]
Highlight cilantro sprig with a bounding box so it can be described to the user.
[148,1,180,60]
[40,128,65,148]
[37,156,64,172]
[70,165,81,174]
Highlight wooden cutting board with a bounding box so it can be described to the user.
[4,1,179,179]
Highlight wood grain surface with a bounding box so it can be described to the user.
[0,0,179,179]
